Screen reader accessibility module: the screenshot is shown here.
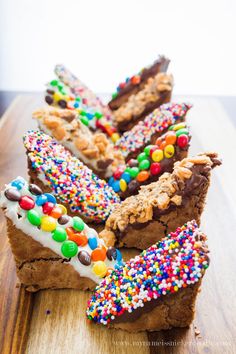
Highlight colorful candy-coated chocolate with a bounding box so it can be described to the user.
[127,159,138,167]
[11,179,25,190]
[41,216,57,232]
[58,214,70,225]
[137,152,147,163]
[116,249,122,261]
[177,134,189,148]
[106,247,117,261]
[19,196,35,210]
[29,184,42,195]
[27,210,41,226]
[152,149,164,162]
[129,167,139,178]
[144,145,154,156]
[78,250,91,266]
[164,144,175,158]
[165,131,177,145]
[73,216,85,232]
[36,194,48,206]
[139,159,150,170]
[92,261,107,278]
[136,171,149,182]
[113,168,125,180]
[52,227,67,242]
[50,206,63,219]
[91,247,106,262]
[119,179,127,192]
[61,240,78,258]
[68,232,88,246]
[44,193,57,204]
[111,180,121,193]
[111,133,120,143]
[42,202,55,215]
[169,122,186,131]
[121,172,131,183]
[176,128,189,137]
[4,189,21,202]
[88,237,98,250]
[150,162,161,175]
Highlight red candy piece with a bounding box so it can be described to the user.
[113,167,125,180]
[177,134,189,148]
[119,82,126,89]
[149,146,158,157]
[19,196,35,210]
[42,202,54,215]
[150,162,161,175]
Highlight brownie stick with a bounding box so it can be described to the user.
[87,220,209,332]
[109,55,170,110]
[100,152,221,249]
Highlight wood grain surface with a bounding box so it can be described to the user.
[0,95,235,354]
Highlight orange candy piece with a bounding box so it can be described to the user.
[49,206,63,219]
[165,131,177,145]
[159,141,167,150]
[66,227,88,246]
[137,171,150,182]
[91,247,106,261]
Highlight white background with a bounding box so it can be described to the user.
[0,0,235,96]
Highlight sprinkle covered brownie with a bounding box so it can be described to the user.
[113,73,174,133]
[0,177,123,291]
[108,55,170,110]
[23,130,120,223]
[87,220,209,332]
[33,107,124,179]
[100,152,221,249]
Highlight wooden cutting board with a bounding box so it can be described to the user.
[0,95,236,354]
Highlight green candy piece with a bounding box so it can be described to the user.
[129,167,139,178]
[139,159,150,170]
[52,227,67,242]
[80,117,89,126]
[50,80,58,87]
[112,92,118,99]
[61,240,78,258]
[75,97,81,102]
[58,83,64,91]
[95,112,103,119]
[73,216,85,232]
[80,110,87,116]
[27,210,41,226]
[144,145,154,156]
[137,152,147,163]
[176,128,189,137]
[60,89,66,95]
[124,167,132,174]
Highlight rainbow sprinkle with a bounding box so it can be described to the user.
[23,130,120,222]
[115,103,192,157]
[86,220,209,325]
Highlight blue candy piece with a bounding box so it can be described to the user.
[36,194,48,206]
[108,177,114,186]
[88,237,98,250]
[73,102,79,108]
[111,180,120,193]
[121,172,131,183]
[116,249,122,261]
[86,113,94,120]
[44,193,56,204]
[11,179,25,190]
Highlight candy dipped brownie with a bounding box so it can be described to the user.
[87,221,209,332]
[23,130,120,224]
[113,73,174,133]
[100,153,221,249]
[33,107,124,179]
[54,64,113,123]
[108,55,170,110]
[45,79,120,143]
[0,177,123,292]
[108,122,190,199]
[115,102,191,161]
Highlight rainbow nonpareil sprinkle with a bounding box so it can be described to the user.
[86,220,209,325]
[115,103,192,157]
[23,130,120,222]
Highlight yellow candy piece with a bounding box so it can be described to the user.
[111,133,120,143]
[120,179,127,192]
[164,144,175,158]
[172,122,186,131]
[41,216,57,232]
[152,149,164,162]
[57,204,67,215]
[53,92,64,102]
[92,261,107,278]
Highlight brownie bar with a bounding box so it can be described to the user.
[108,55,170,110]
[100,153,221,250]
[113,73,174,133]
[33,107,124,179]
[87,221,209,332]
[0,177,123,292]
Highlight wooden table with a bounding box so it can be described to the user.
[0,95,236,354]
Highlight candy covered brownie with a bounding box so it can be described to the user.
[108,55,170,110]
[109,122,190,198]
[33,107,124,179]
[100,153,221,249]
[87,220,209,332]
[23,130,120,224]
[55,64,113,123]
[115,102,191,161]
[0,177,123,292]
[113,73,174,133]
